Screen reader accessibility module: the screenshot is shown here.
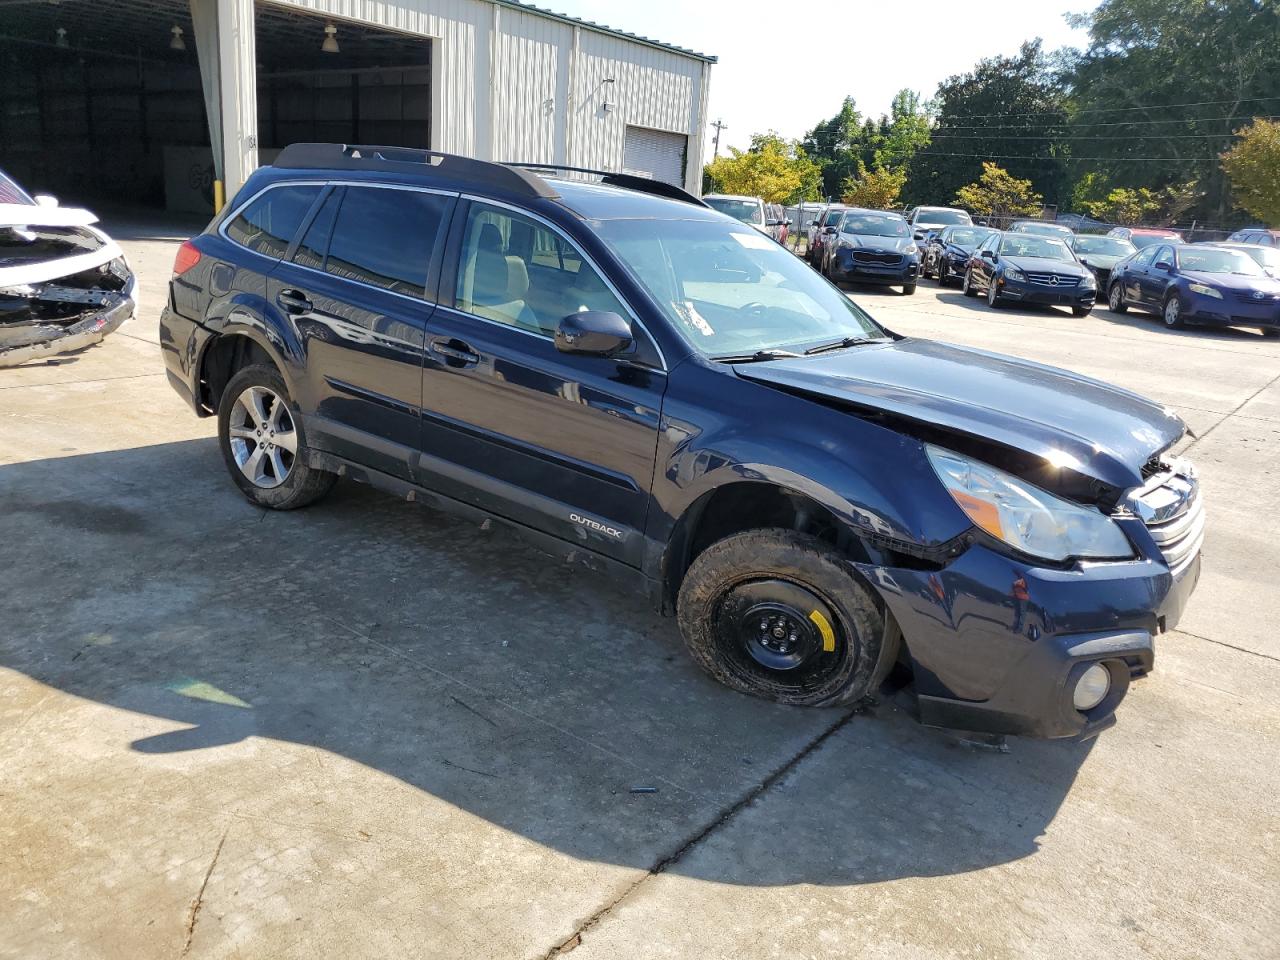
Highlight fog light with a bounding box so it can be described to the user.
[1073,663,1111,711]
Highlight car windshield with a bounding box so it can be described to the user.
[916,209,970,226]
[1130,233,1176,249]
[998,235,1075,261]
[1176,247,1264,276]
[597,218,886,357]
[944,227,995,247]
[1073,236,1135,257]
[704,197,764,226]
[1234,245,1280,271]
[1013,222,1070,237]
[0,169,35,205]
[841,215,909,238]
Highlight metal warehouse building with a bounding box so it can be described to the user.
[0,0,715,213]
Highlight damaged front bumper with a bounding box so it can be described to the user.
[0,271,136,367]
[0,205,134,367]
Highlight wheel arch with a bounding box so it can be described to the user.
[658,479,877,616]
[195,329,288,416]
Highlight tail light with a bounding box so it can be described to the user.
[173,240,202,276]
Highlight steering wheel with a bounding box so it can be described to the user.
[739,301,771,318]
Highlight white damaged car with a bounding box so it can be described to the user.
[0,169,135,367]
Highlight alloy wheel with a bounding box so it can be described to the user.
[1109,283,1124,311]
[1164,296,1182,327]
[228,385,298,488]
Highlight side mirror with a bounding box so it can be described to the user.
[766,218,781,227]
[981,249,996,261]
[823,225,837,234]
[1155,260,1172,271]
[34,194,59,208]
[555,311,634,357]
[785,219,793,226]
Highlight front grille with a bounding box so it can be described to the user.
[1134,469,1204,577]
[852,250,903,265]
[1025,271,1080,286]
[1231,290,1280,304]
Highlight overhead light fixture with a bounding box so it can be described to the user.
[169,25,186,51]
[321,22,339,54]
[55,26,68,48]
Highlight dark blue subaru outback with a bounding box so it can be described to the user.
[160,144,1203,740]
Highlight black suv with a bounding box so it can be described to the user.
[160,144,1203,740]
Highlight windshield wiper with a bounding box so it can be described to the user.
[803,335,890,356]
[712,348,802,363]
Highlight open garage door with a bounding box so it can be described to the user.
[0,0,432,214]
[622,126,687,186]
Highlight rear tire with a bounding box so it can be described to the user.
[1108,282,1128,314]
[676,529,891,708]
[217,364,337,510]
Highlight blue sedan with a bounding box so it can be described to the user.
[1106,243,1280,336]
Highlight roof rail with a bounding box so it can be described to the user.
[273,143,559,200]
[505,163,708,208]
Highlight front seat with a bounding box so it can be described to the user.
[462,224,539,332]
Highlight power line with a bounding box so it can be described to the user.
[930,95,1280,123]
[929,131,1252,141]
[934,113,1273,131]
[920,151,1216,162]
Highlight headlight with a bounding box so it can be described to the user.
[926,445,1132,562]
[1081,272,1097,288]
[906,244,919,256]
[1188,282,1223,299]
[1005,267,1026,282]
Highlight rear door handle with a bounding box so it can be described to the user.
[429,337,480,367]
[277,289,312,314]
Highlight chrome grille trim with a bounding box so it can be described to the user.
[1025,271,1080,286]
[1133,466,1204,577]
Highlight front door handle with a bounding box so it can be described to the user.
[277,289,312,314]
[429,337,481,367]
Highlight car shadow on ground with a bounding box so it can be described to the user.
[0,438,1093,887]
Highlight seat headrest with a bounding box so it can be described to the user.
[478,222,504,254]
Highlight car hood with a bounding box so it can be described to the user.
[843,234,916,253]
[1181,270,1280,294]
[736,338,1185,488]
[1077,253,1124,269]
[1001,255,1091,278]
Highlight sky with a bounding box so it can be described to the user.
[543,0,1094,160]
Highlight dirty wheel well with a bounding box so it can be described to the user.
[663,483,872,614]
[198,336,276,415]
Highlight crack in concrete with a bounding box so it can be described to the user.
[1175,629,1280,664]
[1183,367,1280,453]
[541,708,858,957]
[181,826,228,958]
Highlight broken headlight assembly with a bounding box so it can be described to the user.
[926,445,1132,563]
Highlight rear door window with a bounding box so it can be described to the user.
[225,184,322,258]
[323,186,451,298]
[291,188,342,270]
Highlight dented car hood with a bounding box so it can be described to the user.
[0,203,123,286]
[737,338,1185,488]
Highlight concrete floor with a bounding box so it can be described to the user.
[1,221,1277,959]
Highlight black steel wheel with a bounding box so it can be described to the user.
[677,529,894,707]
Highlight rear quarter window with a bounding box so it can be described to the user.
[323,186,451,298]
[225,184,322,258]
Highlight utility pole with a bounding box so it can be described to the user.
[710,119,728,158]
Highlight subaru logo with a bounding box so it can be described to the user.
[1254,291,1266,300]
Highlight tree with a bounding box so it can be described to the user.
[841,167,907,209]
[1084,187,1162,225]
[1065,0,1280,220]
[908,42,1068,207]
[803,91,931,200]
[954,163,1043,219]
[1222,119,1280,226]
[703,133,821,203]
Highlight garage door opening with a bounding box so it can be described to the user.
[0,0,432,215]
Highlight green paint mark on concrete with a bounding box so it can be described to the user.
[166,678,252,709]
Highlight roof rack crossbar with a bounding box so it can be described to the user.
[273,143,559,200]
[505,162,708,208]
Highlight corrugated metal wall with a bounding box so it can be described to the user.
[262,0,709,192]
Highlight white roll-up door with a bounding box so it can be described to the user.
[622,126,687,186]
